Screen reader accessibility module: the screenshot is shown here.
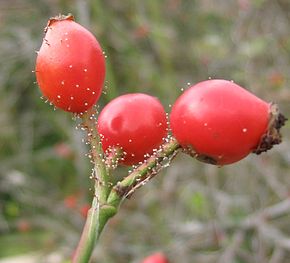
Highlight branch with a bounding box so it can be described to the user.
[241,197,290,229]
[218,230,244,263]
[258,223,290,251]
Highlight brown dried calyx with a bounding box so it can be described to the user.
[253,103,287,155]
[45,14,74,32]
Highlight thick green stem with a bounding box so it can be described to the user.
[73,108,115,263]
[73,196,117,263]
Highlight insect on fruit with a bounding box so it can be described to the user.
[35,14,105,113]
[98,93,168,166]
[170,79,286,165]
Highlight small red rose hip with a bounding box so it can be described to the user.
[35,14,105,113]
[64,194,77,209]
[79,204,90,218]
[98,93,168,166]
[142,252,169,263]
[170,79,286,165]
[17,220,31,233]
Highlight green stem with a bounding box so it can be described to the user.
[73,108,115,263]
[82,108,110,203]
[105,146,124,169]
[73,196,117,263]
[107,137,180,208]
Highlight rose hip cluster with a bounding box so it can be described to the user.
[35,15,286,166]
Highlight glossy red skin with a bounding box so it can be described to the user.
[170,79,270,165]
[142,253,169,263]
[98,93,167,165]
[35,17,105,113]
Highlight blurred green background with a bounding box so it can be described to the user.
[0,0,290,262]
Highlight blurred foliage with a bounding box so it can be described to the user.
[0,0,290,262]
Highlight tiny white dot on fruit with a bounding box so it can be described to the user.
[242,128,247,133]
[70,96,74,100]
[76,84,80,88]
[69,65,73,68]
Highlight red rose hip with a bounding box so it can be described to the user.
[98,93,168,165]
[170,79,286,165]
[142,252,169,263]
[35,15,105,113]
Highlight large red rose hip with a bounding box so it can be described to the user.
[98,93,168,166]
[35,15,105,113]
[170,79,286,165]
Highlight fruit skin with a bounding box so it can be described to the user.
[35,15,105,113]
[98,93,167,165]
[170,79,274,165]
[141,252,169,263]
